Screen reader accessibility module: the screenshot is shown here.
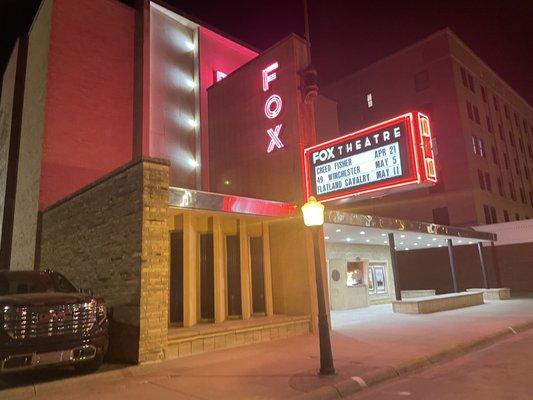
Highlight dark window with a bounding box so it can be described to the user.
[483,205,491,224]
[515,213,520,221]
[509,182,516,201]
[490,206,497,223]
[493,96,499,111]
[485,172,492,192]
[467,74,475,92]
[504,153,510,169]
[504,104,510,119]
[497,178,504,197]
[520,187,526,204]
[432,207,450,225]
[509,131,515,146]
[481,86,487,102]
[523,119,528,133]
[525,167,530,180]
[514,113,519,127]
[530,191,533,207]
[486,116,493,133]
[478,170,486,190]
[492,146,499,165]
[473,106,480,124]
[466,101,473,119]
[515,159,520,175]
[528,143,533,158]
[498,124,504,140]
[414,70,430,91]
[504,210,510,222]
[460,67,468,87]
[519,137,524,152]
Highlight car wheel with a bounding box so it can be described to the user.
[74,352,103,374]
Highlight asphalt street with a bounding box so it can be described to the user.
[349,328,533,400]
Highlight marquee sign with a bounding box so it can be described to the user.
[303,112,436,202]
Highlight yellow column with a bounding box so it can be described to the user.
[213,216,226,323]
[262,222,274,316]
[239,219,252,319]
[183,213,197,327]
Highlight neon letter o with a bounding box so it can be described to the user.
[264,94,282,119]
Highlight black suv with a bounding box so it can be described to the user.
[0,270,108,374]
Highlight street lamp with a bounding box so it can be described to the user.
[301,196,335,375]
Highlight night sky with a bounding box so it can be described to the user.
[1,0,532,104]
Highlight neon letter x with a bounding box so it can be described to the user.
[267,124,284,153]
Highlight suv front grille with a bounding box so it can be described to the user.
[3,302,97,340]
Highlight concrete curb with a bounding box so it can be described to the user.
[3,320,533,400]
[296,318,533,399]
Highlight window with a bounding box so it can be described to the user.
[346,262,364,286]
[472,135,478,155]
[509,130,515,146]
[414,70,429,91]
[491,146,499,165]
[504,153,510,169]
[467,74,475,92]
[473,106,480,124]
[519,137,525,152]
[460,67,468,87]
[509,182,516,201]
[514,112,519,127]
[515,159,520,175]
[432,207,450,225]
[485,172,492,192]
[497,178,504,197]
[366,93,373,108]
[483,205,491,224]
[530,191,533,207]
[478,138,485,157]
[498,124,504,140]
[504,210,510,222]
[486,116,493,133]
[504,104,510,119]
[523,119,528,133]
[478,170,486,190]
[368,264,387,295]
[528,143,533,159]
[490,207,497,223]
[520,187,526,204]
[466,101,473,119]
[481,86,487,102]
[515,213,520,221]
[526,167,530,180]
[493,96,499,111]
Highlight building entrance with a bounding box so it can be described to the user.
[170,231,184,325]
[226,234,242,317]
[200,233,215,321]
[250,236,265,314]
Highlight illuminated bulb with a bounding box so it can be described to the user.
[185,41,195,51]
[346,238,351,242]
[438,244,443,247]
[399,242,404,245]
[188,159,199,168]
[325,236,330,240]
[414,242,418,246]
[335,229,341,233]
[365,239,370,243]
[186,79,197,89]
[417,236,422,240]
[400,234,406,238]
[426,244,431,247]
[405,247,410,251]
[458,240,463,244]
[223,179,230,185]
[432,238,437,241]
[381,233,387,237]
[384,241,388,244]
[468,241,473,244]
[359,231,365,235]
[187,118,198,128]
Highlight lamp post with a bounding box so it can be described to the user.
[301,196,335,375]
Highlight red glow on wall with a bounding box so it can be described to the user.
[39,0,134,210]
[199,27,258,190]
[303,112,437,202]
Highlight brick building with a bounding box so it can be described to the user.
[323,29,533,227]
[0,0,502,366]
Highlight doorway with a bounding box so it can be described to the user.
[250,236,265,314]
[199,233,214,321]
[169,231,183,325]
[226,234,242,317]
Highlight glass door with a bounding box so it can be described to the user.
[368,264,387,295]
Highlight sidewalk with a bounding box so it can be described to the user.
[3,297,533,400]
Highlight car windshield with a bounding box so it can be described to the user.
[0,272,78,296]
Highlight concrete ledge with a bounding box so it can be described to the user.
[392,291,484,314]
[466,288,511,300]
[401,289,436,299]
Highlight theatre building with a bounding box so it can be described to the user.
[0,0,496,364]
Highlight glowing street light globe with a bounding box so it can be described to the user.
[301,196,325,227]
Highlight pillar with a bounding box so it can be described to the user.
[491,241,502,287]
[388,233,402,301]
[262,222,274,316]
[477,242,489,289]
[213,216,226,323]
[239,219,251,319]
[447,238,458,293]
[183,213,197,327]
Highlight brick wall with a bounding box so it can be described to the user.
[40,158,169,363]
